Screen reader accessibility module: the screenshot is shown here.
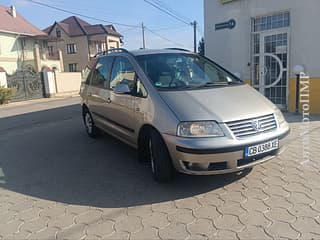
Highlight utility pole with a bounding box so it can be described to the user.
[142,22,146,49]
[192,20,197,53]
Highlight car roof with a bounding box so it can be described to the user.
[95,48,195,60]
[129,48,193,56]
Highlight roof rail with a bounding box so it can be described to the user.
[94,48,130,58]
[165,48,191,52]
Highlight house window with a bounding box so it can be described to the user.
[68,63,78,72]
[96,43,102,53]
[252,12,290,32]
[48,46,54,57]
[66,43,77,54]
[56,28,61,38]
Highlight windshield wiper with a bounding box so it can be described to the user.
[201,81,241,87]
[202,82,229,87]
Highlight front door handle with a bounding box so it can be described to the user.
[106,98,112,104]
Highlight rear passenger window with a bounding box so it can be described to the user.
[82,67,93,84]
[82,58,97,84]
[91,56,113,88]
[110,57,135,91]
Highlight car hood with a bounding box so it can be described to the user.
[158,84,276,123]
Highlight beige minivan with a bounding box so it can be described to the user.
[80,48,290,182]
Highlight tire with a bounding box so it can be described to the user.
[149,129,174,182]
[83,107,99,138]
[138,131,149,163]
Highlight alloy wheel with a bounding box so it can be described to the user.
[85,112,93,134]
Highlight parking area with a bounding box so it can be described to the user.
[0,97,319,240]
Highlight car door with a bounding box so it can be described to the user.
[105,56,136,145]
[86,56,113,130]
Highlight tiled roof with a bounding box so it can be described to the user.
[44,16,122,37]
[0,5,46,36]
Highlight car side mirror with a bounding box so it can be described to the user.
[114,83,131,94]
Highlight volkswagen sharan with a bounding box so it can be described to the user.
[80,48,290,182]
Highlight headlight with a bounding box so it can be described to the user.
[177,121,225,138]
[274,108,285,124]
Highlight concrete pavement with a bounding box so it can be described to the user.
[0,97,319,239]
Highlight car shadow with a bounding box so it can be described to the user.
[0,104,250,208]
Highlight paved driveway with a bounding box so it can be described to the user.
[0,97,319,240]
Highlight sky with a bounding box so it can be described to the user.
[0,0,204,50]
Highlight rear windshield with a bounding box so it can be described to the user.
[136,53,242,90]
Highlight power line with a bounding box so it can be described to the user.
[120,26,142,33]
[143,0,191,26]
[25,0,140,28]
[143,0,198,52]
[153,0,192,24]
[151,0,204,38]
[26,0,193,50]
[145,27,189,48]
[151,25,189,31]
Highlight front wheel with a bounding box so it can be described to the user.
[149,130,174,182]
[83,108,99,138]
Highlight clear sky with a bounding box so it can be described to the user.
[0,0,204,50]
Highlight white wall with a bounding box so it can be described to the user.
[0,72,7,87]
[54,72,81,93]
[204,0,320,79]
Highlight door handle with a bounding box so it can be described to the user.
[106,98,112,104]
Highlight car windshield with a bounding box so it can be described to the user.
[136,53,241,90]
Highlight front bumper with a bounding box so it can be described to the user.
[163,125,290,175]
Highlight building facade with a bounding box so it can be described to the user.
[44,16,123,72]
[0,5,63,74]
[204,0,320,113]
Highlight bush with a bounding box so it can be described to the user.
[0,87,16,105]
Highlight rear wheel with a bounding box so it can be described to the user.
[83,107,99,138]
[148,129,174,182]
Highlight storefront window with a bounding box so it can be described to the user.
[253,12,290,32]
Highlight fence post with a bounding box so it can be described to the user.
[42,67,56,97]
[34,44,42,73]
[58,49,64,72]
[0,67,7,88]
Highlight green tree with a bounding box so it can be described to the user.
[198,37,205,56]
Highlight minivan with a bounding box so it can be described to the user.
[80,48,290,182]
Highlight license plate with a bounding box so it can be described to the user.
[245,139,279,158]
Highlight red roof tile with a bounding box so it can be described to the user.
[0,5,46,36]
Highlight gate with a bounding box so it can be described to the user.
[7,69,45,101]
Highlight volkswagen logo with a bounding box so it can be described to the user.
[251,120,262,131]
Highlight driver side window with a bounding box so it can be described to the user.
[110,57,135,92]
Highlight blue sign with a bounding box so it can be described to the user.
[215,19,236,30]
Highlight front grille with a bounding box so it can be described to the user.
[226,114,277,138]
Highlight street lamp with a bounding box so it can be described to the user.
[293,65,305,113]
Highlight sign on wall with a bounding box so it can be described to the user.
[215,19,236,30]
